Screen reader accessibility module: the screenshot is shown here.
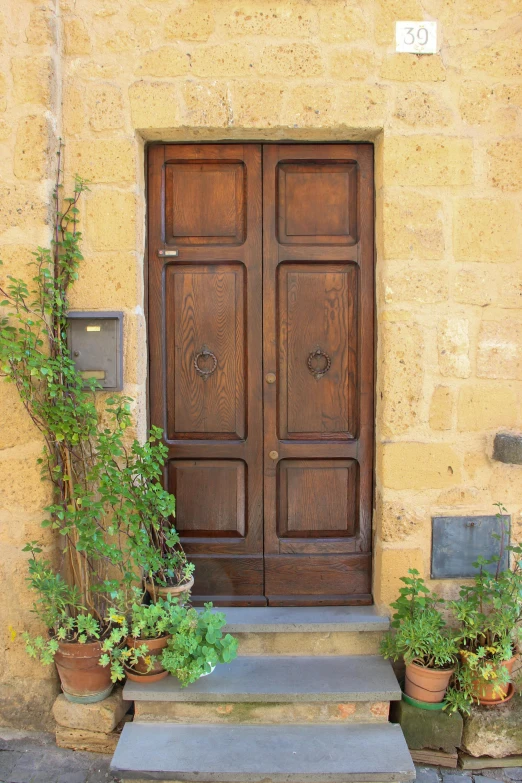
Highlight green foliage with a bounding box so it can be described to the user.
[0,149,192,671]
[161,603,238,687]
[448,502,522,707]
[380,569,458,669]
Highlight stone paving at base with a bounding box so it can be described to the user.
[2,729,522,783]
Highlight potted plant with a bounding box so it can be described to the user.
[449,505,522,706]
[161,603,238,686]
[102,590,184,684]
[381,569,457,704]
[22,544,114,703]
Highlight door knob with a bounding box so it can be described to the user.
[269,450,279,460]
[265,372,276,384]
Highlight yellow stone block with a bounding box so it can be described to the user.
[453,198,519,262]
[318,3,368,43]
[329,48,373,80]
[457,383,518,431]
[232,82,283,128]
[87,84,124,131]
[489,464,522,506]
[380,320,423,437]
[429,386,454,431]
[223,4,317,37]
[165,7,215,41]
[337,83,387,125]
[136,46,189,78]
[487,141,522,191]
[0,73,6,113]
[380,55,446,82]
[476,320,522,380]
[383,191,444,260]
[26,6,54,46]
[68,252,138,311]
[63,85,84,135]
[11,56,52,106]
[437,318,471,379]
[497,266,522,309]
[0,384,40,451]
[460,81,518,134]
[454,266,495,306]
[66,140,135,184]
[0,184,45,234]
[259,44,323,77]
[381,443,461,489]
[191,44,255,78]
[86,191,136,252]
[14,115,50,181]
[378,497,425,542]
[384,136,473,187]
[129,81,179,129]
[393,87,452,128]
[462,32,522,79]
[182,81,229,128]
[0,444,50,513]
[0,120,10,141]
[63,16,91,55]
[384,262,449,304]
[282,84,337,128]
[374,546,425,609]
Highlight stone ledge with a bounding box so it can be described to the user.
[462,694,522,758]
[52,687,131,733]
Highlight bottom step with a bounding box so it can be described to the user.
[111,722,415,782]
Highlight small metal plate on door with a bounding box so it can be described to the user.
[431,515,510,579]
[67,311,123,391]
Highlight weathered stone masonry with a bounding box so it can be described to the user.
[1,0,521,728]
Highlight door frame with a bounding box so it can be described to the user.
[144,140,376,605]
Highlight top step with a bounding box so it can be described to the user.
[221,606,389,633]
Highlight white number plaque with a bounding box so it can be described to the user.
[396,21,437,54]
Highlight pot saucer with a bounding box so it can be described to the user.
[479,682,515,707]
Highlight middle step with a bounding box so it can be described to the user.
[124,656,401,724]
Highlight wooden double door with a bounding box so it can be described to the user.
[148,143,374,606]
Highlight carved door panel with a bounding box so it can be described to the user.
[262,144,374,605]
[148,143,374,606]
[148,144,265,605]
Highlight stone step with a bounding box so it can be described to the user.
[111,721,416,782]
[126,655,400,724]
[218,606,389,656]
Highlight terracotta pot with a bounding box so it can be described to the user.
[124,667,169,683]
[145,576,194,603]
[54,640,113,704]
[468,654,517,704]
[404,661,455,704]
[126,634,170,678]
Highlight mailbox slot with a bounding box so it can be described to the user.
[67,311,123,391]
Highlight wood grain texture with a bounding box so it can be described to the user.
[263,144,374,605]
[149,142,374,606]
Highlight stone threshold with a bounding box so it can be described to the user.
[218,605,389,633]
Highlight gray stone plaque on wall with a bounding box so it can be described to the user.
[431,515,510,579]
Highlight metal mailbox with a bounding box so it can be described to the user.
[67,311,123,391]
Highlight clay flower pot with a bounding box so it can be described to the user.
[404,661,455,704]
[469,654,517,705]
[54,640,113,704]
[125,634,170,683]
[145,576,194,603]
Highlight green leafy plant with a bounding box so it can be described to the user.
[380,569,458,669]
[99,590,184,682]
[0,148,192,670]
[161,603,238,686]
[448,503,522,705]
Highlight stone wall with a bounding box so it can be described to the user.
[1,0,521,728]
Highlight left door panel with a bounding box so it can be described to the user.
[148,144,265,605]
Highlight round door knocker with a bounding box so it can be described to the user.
[194,346,218,380]
[307,348,331,380]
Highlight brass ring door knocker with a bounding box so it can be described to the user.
[194,346,217,380]
[307,347,331,380]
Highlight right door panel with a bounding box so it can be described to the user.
[263,144,374,606]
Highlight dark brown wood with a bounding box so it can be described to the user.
[148,142,374,606]
[263,144,374,605]
[410,750,458,769]
[148,144,264,605]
